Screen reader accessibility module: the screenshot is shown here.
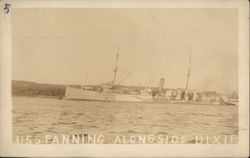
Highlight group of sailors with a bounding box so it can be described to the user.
[153,90,194,101]
[152,89,221,102]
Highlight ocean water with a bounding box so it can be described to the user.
[12,97,238,144]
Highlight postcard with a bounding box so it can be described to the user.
[0,0,249,157]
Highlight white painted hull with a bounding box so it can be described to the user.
[65,86,153,102]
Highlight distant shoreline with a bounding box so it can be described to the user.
[12,80,65,99]
[12,95,63,100]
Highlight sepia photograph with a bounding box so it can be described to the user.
[12,8,239,144]
[0,0,248,157]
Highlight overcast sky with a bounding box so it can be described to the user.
[12,8,238,92]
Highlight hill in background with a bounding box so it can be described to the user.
[12,80,65,98]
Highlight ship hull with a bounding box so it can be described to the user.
[65,86,153,102]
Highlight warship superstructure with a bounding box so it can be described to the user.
[65,52,155,102]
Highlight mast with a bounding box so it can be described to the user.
[185,48,192,91]
[112,46,119,84]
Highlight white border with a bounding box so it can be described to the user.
[0,0,248,157]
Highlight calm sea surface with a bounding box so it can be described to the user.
[13,97,238,144]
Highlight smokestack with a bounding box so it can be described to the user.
[159,78,165,93]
